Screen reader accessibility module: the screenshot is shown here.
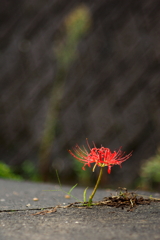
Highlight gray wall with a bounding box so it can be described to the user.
[0,0,160,186]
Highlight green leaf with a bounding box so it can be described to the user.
[68,183,78,195]
[83,187,88,202]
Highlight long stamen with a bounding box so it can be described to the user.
[75,145,88,156]
[86,138,92,151]
[116,151,133,162]
[82,145,89,155]
[92,141,97,148]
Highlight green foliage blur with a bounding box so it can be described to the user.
[0,160,40,182]
[0,161,22,180]
[21,160,40,181]
[72,158,91,186]
[55,4,91,69]
[138,149,160,191]
[39,4,91,181]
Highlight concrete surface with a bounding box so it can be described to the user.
[0,179,160,240]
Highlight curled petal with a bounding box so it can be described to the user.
[108,165,111,174]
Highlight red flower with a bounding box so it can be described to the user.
[69,140,132,174]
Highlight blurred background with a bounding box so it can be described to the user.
[0,0,160,191]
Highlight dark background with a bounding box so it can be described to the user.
[0,0,160,188]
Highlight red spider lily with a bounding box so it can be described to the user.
[69,140,132,174]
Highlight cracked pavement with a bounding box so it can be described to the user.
[0,179,160,240]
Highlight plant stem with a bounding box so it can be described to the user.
[88,167,103,205]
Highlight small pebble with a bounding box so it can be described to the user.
[32,198,39,201]
[65,195,70,199]
[13,191,19,195]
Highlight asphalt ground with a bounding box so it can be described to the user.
[0,179,160,240]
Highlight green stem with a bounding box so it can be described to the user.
[88,167,103,206]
